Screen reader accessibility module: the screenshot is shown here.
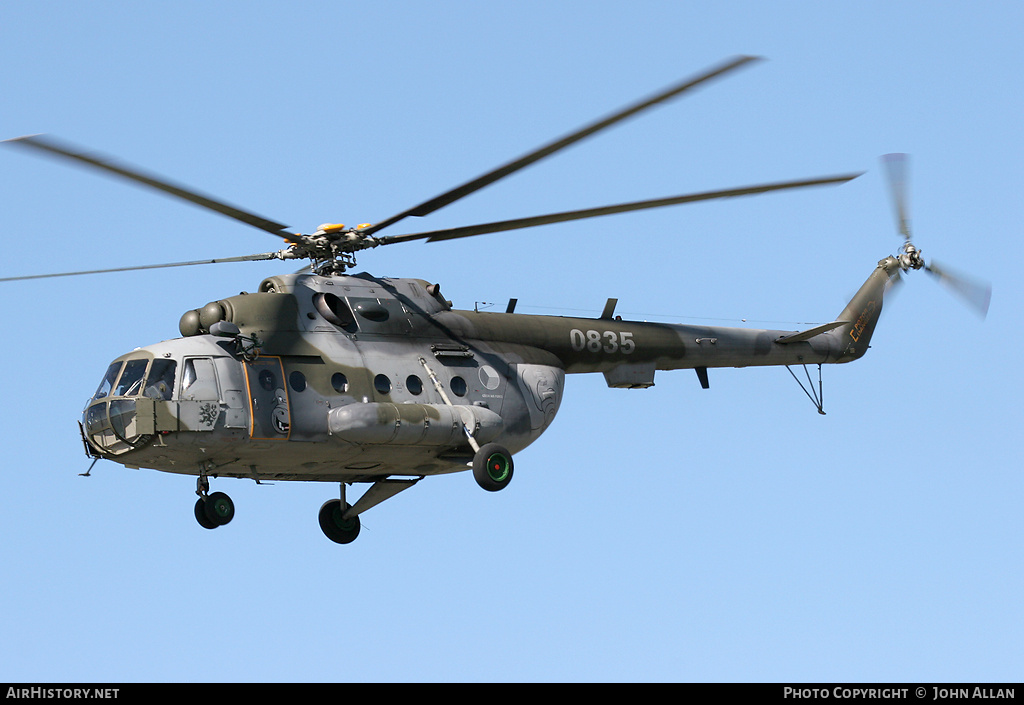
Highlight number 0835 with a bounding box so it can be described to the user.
[569,329,636,354]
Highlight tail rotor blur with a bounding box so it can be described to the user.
[881,153,990,318]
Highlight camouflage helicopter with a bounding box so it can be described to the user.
[2,56,990,544]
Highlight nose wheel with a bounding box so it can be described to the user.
[194,475,235,530]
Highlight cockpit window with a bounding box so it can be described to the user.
[114,359,148,397]
[93,362,123,400]
[180,358,220,401]
[144,359,177,400]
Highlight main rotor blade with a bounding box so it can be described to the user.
[881,153,911,241]
[924,260,992,318]
[3,135,301,241]
[0,252,285,283]
[378,173,861,244]
[362,55,762,236]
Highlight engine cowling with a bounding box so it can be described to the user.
[327,402,503,447]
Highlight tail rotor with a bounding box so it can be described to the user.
[881,153,991,318]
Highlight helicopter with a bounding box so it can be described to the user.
[2,55,990,544]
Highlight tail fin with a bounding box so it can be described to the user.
[829,256,902,362]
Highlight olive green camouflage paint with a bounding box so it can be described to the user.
[81,256,898,484]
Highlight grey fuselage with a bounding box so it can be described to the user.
[80,257,899,483]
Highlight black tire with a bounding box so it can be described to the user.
[318,499,361,544]
[203,491,235,526]
[473,443,514,492]
[195,498,218,530]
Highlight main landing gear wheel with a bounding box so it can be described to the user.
[473,442,514,492]
[319,499,361,544]
[195,498,217,529]
[194,491,235,530]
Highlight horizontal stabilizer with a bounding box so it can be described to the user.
[775,321,849,344]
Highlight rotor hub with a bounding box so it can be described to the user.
[897,242,925,272]
[288,223,380,275]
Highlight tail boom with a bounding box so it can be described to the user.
[825,255,902,362]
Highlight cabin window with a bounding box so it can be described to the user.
[289,371,307,393]
[406,375,423,395]
[258,369,276,390]
[332,372,349,393]
[450,376,467,397]
[374,374,391,395]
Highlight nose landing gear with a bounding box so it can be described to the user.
[194,475,235,530]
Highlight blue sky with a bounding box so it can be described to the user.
[1,1,1020,683]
